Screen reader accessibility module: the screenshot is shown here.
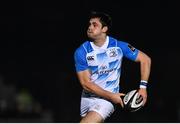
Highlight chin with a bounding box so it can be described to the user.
[87,34,94,39]
[87,37,94,41]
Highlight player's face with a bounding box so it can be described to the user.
[87,18,106,39]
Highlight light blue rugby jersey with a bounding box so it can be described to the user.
[74,36,139,97]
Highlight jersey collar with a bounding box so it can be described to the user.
[90,36,109,50]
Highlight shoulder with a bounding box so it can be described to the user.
[108,36,128,48]
[74,41,90,56]
[108,36,137,53]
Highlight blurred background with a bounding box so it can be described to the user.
[0,0,179,122]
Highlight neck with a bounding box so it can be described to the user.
[92,35,107,47]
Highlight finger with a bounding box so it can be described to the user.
[142,97,147,106]
[120,99,124,108]
[137,93,142,98]
[119,93,125,96]
[137,93,140,98]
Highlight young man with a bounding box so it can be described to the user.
[74,11,151,123]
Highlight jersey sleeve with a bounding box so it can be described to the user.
[117,41,139,61]
[74,45,88,72]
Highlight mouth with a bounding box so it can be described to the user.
[87,31,92,33]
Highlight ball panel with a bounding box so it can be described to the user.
[123,89,144,112]
[123,90,137,105]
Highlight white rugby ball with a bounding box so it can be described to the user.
[123,90,144,112]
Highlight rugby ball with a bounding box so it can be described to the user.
[123,90,144,112]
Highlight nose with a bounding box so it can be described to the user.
[88,24,93,31]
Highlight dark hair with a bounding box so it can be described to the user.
[89,11,112,34]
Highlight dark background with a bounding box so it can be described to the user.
[0,0,179,122]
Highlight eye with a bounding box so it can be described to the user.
[93,24,97,27]
[92,22,98,27]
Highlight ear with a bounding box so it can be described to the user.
[102,26,108,33]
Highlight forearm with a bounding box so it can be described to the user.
[136,51,151,82]
[77,70,114,100]
[81,80,125,107]
[82,81,113,100]
[138,55,151,104]
[140,56,151,81]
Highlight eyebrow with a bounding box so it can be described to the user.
[92,22,98,25]
[89,21,98,25]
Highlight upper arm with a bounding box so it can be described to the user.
[74,46,88,72]
[118,41,139,61]
[74,45,91,86]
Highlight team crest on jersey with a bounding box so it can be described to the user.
[109,49,117,57]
